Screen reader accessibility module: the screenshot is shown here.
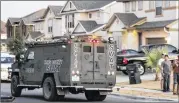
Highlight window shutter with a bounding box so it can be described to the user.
[72,14,74,28]
[156,7,162,15]
[65,15,67,28]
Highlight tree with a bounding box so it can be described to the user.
[7,34,25,55]
[143,47,168,81]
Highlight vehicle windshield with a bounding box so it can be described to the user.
[1,57,15,63]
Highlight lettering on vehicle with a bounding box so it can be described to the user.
[25,68,34,73]
[74,43,78,69]
[44,59,63,72]
[109,44,115,69]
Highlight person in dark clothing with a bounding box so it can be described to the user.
[161,55,172,92]
[172,55,179,95]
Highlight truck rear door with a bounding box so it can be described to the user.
[81,43,94,80]
[81,40,108,80]
[93,42,107,80]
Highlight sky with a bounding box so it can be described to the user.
[1,1,66,22]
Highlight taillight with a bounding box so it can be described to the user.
[123,58,128,64]
[89,39,99,43]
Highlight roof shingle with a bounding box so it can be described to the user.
[49,6,63,17]
[115,13,145,27]
[135,20,177,29]
[22,8,46,24]
[8,17,21,25]
[72,1,114,10]
[27,31,44,39]
[79,20,104,32]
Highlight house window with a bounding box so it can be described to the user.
[138,1,143,10]
[97,11,100,18]
[149,1,154,9]
[69,2,72,9]
[41,22,43,30]
[125,2,130,12]
[65,14,74,28]
[88,13,92,18]
[48,19,53,33]
[164,1,170,8]
[132,1,136,11]
[155,1,163,16]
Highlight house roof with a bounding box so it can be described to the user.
[135,20,177,29]
[104,13,146,29]
[41,6,63,18]
[72,20,105,34]
[27,31,44,39]
[71,1,114,10]
[115,13,146,27]
[8,17,21,25]
[79,21,103,32]
[49,6,63,17]
[1,21,6,34]
[21,8,46,25]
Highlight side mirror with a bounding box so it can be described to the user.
[20,54,25,59]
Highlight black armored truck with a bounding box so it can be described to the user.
[10,36,117,101]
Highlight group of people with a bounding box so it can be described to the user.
[158,54,179,95]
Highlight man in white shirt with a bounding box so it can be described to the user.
[158,53,165,90]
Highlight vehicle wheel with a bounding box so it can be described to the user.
[122,70,128,75]
[85,91,107,101]
[43,77,58,101]
[137,63,145,75]
[98,95,107,101]
[11,75,22,97]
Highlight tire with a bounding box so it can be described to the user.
[85,91,107,101]
[11,75,22,97]
[43,77,58,101]
[136,63,145,75]
[122,70,128,75]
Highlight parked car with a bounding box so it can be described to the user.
[1,52,15,81]
[116,49,146,75]
[117,44,179,75]
[140,44,178,53]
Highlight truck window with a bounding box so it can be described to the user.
[97,46,104,53]
[83,46,91,52]
[27,51,34,60]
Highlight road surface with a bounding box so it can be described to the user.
[1,71,159,103]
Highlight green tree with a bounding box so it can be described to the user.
[143,47,168,81]
[7,34,25,55]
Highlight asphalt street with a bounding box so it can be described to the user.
[0,71,162,103]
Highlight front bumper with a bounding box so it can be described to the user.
[56,86,113,92]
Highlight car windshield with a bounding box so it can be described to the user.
[1,57,15,63]
[141,45,177,53]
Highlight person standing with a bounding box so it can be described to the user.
[158,54,165,90]
[161,54,172,92]
[173,55,179,95]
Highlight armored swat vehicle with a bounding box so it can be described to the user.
[11,35,117,101]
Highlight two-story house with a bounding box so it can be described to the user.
[60,1,124,37]
[105,0,179,50]
[33,6,63,39]
[6,9,45,41]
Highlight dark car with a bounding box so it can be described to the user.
[140,44,178,54]
[116,49,146,75]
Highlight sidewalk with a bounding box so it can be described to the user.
[113,79,179,101]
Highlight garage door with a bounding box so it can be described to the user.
[146,38,167,45]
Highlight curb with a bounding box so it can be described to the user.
[111,92,178,102]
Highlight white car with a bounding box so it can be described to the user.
[1,52,15,81]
